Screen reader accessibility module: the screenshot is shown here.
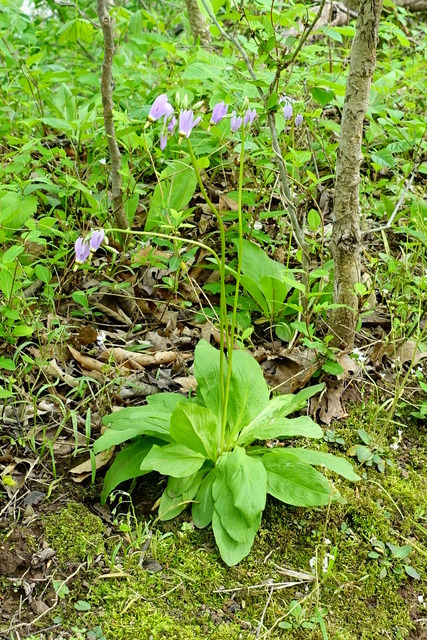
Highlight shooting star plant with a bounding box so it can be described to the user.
[93,98,360,566]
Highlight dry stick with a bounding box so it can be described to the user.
[97,0,129,235]
[255,586,274,638]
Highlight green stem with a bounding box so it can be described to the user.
[222,126,245,445]
[186,139,229,449]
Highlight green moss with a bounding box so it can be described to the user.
[44,501,105,566]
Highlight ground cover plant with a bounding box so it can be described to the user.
[0,0,426,638]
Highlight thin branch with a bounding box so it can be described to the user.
[96,0,129,235]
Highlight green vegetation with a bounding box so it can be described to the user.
[0,0,426,638]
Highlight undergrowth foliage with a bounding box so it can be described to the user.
[95,340,360,566]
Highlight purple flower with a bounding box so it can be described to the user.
[230,111,243,133]
[167,115,177,134]
[159,133,168,150]
[295,114,304,128]
[75,237,90,264]
[148,94,174,122]
[90,229,105,252]
[283,102,293,120]
[178,110,201,138]
[244,108,257,127]
[210,101,228,125]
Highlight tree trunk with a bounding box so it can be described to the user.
[185,0,211,47]
[97,0,128,234]
[330,0,382,349]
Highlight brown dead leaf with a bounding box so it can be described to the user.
[311,384,348,425]
[219,194,239,213]
[174,376,197,393]
[69,449,114,483]
[384,339,427,366]
[75,325,99,346]
[336,352,361,380]
[260,349,318,394]
[68,345,105,372]
[98,347,176,368]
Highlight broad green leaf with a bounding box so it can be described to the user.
[219,447,267,522]
[404,565,420,580]
[311,86,335,107]
[140,443,205,477]
[147,392,190,411]
[212,460,254,543]
[194,339,226,417]
[226,350,269,441]
[192,468,216,528]
[95,406,176,453]
[100,438,160,504]
[262,450,331,506]
[158,470,206,521]
[170,403,220,460]
[146,160,197,231]
[237,404,323,446]
[212,509,261,566]
[283,448,360,481]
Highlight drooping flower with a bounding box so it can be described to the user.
[147,94,174,122]
[283,102,293,120]
[295,114,304,128]
[178,110,201,138]
[75,237,90,264]
[90,229,105,252]
[159,133,168,150]
[230,111,243,133]
[210,101,228,125]
[167,114,177,134]
[244,108,257,127]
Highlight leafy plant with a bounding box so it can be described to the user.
[95,340,360,566]
[347,428,392,473]
[368,539,420,580]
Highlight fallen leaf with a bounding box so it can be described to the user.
[311,384,348,425]
[384,339,427,366]
[69,449,114,483]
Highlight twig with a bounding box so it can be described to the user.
[361,168,417,236]
[255,586,274,638]
[214,579,307,594]
[96,0,129,235]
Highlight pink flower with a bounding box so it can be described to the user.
[210,101,228,125]
[230,111,243,132]
[160,133,168,150]
[178,110,201,138]
[244,108,257,127]
[148,94,174,122]
[75,238,90,264]
[295,114,304,127]
[90,230,105,252]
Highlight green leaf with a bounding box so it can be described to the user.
[404,565,420,580]
[140,443,206,477]
[218,447,267,522]
[355,445,372,464]
[74,600,91,611]
[311,86,335,107]
[212,509,259,566]
[95,406,174,453]
[322,360,344,376]
[100,438,160,504]
[194,339,226,417]
[261,450,331,506]
[146,160,197,231]
[192,468,216,528]
[283,448,360,481]
[226,349,269,441]
[170,402,220,460]
[158,470,206,521]
[237,403,323,446]
[390,544,412,559]
[0,357,15,371]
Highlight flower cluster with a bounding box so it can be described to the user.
[146,95,258,149]
[75,229,105,265]
[279,94,303,127]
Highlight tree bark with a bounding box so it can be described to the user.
[96,0,128,234]
[330,0,382,348]
[185,0,211,47]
